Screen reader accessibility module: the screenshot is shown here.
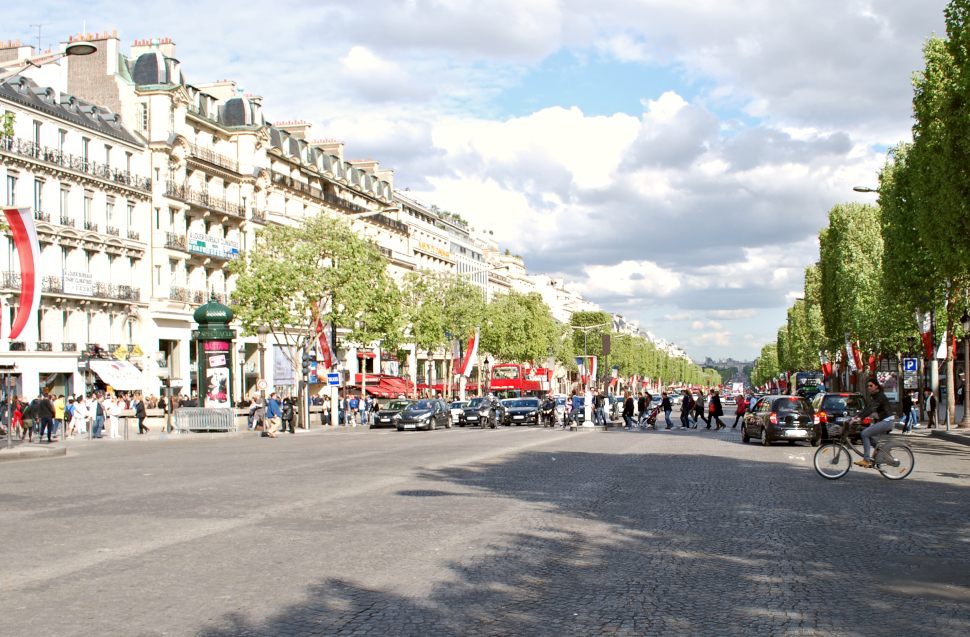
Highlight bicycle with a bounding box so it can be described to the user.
[813,417,915,480]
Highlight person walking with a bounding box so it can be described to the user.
[264,392,282,437]
[70,396,88,438]
[134,394,149,434]
[37,392,56,443]
[348,394,360,427]
[281,397,295,434]
[636,392,648,427]
[731,391,747,428]
[105,394,122,439]
[694,390,707,428]
[680,390,693,429]
[12,397,26,440]
[923,388,937,429]
[53,394,65,441]
[901,391,914,433]
[661,391,673,429]
[570,389,583,427]
[92,394,106,439]
[622,391,635,429]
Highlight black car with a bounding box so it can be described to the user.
[462,396,506,428]
[742,395,818,446]
[396,399,451,431]
[372,399,414,428]
[811,392,867,442]
[501,397,541,425]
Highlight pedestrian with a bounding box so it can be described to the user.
[909,391,920,429]
[281,397,295,434]
[105,394,122,439]
[37,392,56,442]
[592,390,605,426]
[901,390,914,433]
[694,390,707,428]
[660,391,673,429]
[680,390,693,429]
[731,391,747,428]
[25,394,40,442]
[134,393,149,434]
[709,390,726,430]
[349,394,360,426]
[622,391,635,429]
[53,394,65,440]
[636,392,648,427]
[71,396,88,437]
[264,392,282,437]
[923,388,937,429]
[12,397,26,440]
[570,389,583,426]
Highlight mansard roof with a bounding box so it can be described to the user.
[0,76,143,146]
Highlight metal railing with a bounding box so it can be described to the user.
[251,209,267,223]
[188,143,239,173]
[368,213,408,234]
[127,230,140,241]
[34,210,50,222]
[169,286,190,302]
[165,232,187,250]
[36,341,52,351]
[105,225,120,236]
[62,342,77,352]
[174,408,237,433]
[167,181,244,217]
[0,137,151,192]
[84,220,99,232]
[60,215,75,227]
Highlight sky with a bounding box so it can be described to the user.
[4,0,950,362]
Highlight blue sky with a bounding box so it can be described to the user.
[2,1,950,361]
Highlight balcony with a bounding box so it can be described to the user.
[188,143,239,173]
[165,232,188,251]
[251,209,267,224]
[105,225,120,237]
[377,246,393,259]
[0,137,151,192]
[165,180,187,201]
[190,289,228,305]
[271,170,324,200]
[60,215,75,227]
[34,210,50,222]
[168,286,190,302]
[10,341,25,351]
[368,213,408,235]
[127,230,140,241]
[36,341,52,352]
[62,342,77,352]
[167,181,244,219]
[84,220,99,232]
[321,189,370,215]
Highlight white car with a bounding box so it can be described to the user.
[450,401,469,425]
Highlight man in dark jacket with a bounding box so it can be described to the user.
[36,393,56,443]
[636,392,648,426]
[709,390,726,430]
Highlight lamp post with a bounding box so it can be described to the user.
[960,311,970,428]
[256,324,270,399]
[237,343,247,403]
[0,41,98,82]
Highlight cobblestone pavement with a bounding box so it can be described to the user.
[2,425,969,636]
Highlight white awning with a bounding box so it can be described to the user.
[89,360,147,391]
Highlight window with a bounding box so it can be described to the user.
[32,120,41,146]
[154,265,161,286]
[127,203,135,228]
[105,145,112,166]
[5,174,16,206]
[140,103,149,132]
[81,137,90,164]
[83,193,92,225]
[33,178,43,212]
[58,129,67,153]
[125,152,132,174]
[154,167,160,182]
[60,187,69,218]
[154,207,160,230]
[106,196,115,225]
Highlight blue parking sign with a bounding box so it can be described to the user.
[327,373,341,386]
[903,358,917,372]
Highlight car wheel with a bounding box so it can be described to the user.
[741,427,750,444]
[445,418,452,429]
[430,419,436,431]
[760,427,771,446]
[397,426,404,432]
[810,435,820,447]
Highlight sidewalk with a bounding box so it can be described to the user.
[0,440,66,462]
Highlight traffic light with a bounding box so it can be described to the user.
[302,350,315,377]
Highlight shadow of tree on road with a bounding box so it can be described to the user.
[199,450,970,636]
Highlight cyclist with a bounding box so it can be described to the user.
[852,377,894,468]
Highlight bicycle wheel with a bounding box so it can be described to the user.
[814,443,851,479]
[876,443,915,480]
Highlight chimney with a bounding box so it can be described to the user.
[374,168,394,190]
[275,120,311,140]
[195,79,238,101]
[130,36,176,59]
[65,30,122,114]
[0,39,31,65]
[348,159,379,174]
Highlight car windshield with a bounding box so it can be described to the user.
[821,395,865,412]
[774,397,813,415]
[468,398,487,408]
[386,400,411,411]
[503,399,539,408]
[451,401,468,409]
[409,400,436,411]
[556,398,566,406]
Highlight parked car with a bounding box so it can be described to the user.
[372,399,413,428]
[722,394,736,405]
[741,395,818,446]
[449,401,469,426]
[811,392,867,442]
[396,399,451,431]
[501,397,541,425]
[462,396,506,428]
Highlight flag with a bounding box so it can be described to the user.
[917,311,934,359]
[2,208,41,340]
[844,335,858,372]
[936,331,948,360]
[458,328,479,377]
[314,317,335,369]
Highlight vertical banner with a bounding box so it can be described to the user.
[315,317,335,369]
[917,311,934,359]
[458,328,479,377]
[844,335,858,372]
[2,207,41,340]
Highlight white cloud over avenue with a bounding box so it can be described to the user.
[4,0,948,360]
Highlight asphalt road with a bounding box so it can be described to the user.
[2,426,970,636]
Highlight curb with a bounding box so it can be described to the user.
[930,429,970,448]
[0,445,68,462]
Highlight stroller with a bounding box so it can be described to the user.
[641,404,662,428]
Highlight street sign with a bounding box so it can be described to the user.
[903,358,917,373]
[327,372,341,387]
[256,379,268,391]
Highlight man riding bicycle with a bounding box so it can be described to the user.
[852,377,894,469]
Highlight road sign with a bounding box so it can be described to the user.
[256,379,268,391]
[327,372,341,387]
[903,358,917,373]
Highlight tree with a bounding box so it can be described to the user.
[228,214,400,422]
[568,311,612,358]
[480,291,559,364]
[751,344,779,388]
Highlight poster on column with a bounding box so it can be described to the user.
[204,340,231,407]
[274,344,295,386]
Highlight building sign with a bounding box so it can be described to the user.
[63,270,94,296]
[417,241,450,259]
[187,232,240,260]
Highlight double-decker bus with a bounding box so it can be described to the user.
[489,363,551,399]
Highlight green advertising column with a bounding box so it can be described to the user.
[192,298,236,408]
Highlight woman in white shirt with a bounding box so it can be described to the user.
[71,396,88,437]
[106,395,121,439]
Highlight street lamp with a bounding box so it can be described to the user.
[852,186,878,193]
[0,41,99,82]
[960,310,970,428]
[256,324,270,399]
[237,343,247,403]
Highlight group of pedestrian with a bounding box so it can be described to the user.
[0,390,149,442]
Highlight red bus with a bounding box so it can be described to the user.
[489,363,552,399]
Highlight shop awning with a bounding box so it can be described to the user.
[88,360,147,391]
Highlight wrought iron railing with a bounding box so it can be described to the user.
[60,215,75,227]
[105,225,120,236]
[188,143,239,173]
[127,230,140,241]
[84,220,99,232]
[0,137,151,192]
[62,342,77,352]
[34,210,50,222]
[36,341,52,351]
[165,232,187,250]
[9,341,25,351]
[168,286,190,302]
[251,209,267,223]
